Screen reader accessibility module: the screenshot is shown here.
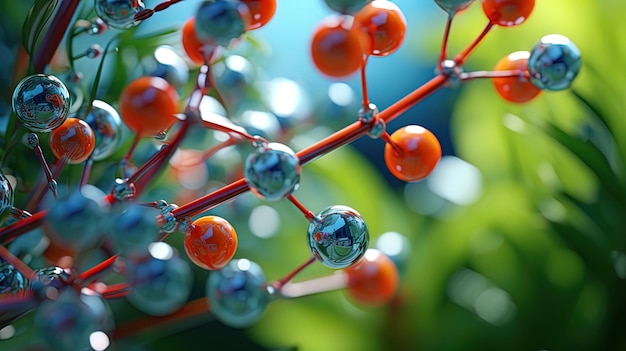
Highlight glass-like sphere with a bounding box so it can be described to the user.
[43,185,109,251]
[34,289,102,351]
[244,142,301,201]
[12,74,70,132]
[306,205,369,269]
[528,34,582,91]
[30,266,71,297]
[0,173,14,219]
[195,0,247,47]
[80,100,123,161]
[0,258,29,294]
[434,0,475,15]
[206,258,270,328]
[109,203,160,258]
[94,0,145,29]
[124,242,193,316]
[324,0,370,14]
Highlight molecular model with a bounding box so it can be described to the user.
[0,0,580,350]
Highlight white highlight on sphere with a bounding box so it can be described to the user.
[89,331,110,351]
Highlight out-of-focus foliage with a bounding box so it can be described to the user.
[395,1,626,350]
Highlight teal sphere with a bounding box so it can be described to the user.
[307,205,369,269]
[529,34,581,91]
[207,259,270,328]
[195,0,246,47]
[434,0,475,14]
[244,143,301,201]
[12,74,69,132]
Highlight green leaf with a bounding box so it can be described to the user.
[21,0,59,55]
[534,120,625,205]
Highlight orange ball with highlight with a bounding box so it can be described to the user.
[493,51,542,103]
[119,76,179,137]
[345,249,399,305]
[182,18,208,65]
[184,216,238,270]
[241,0,277,30]
[384,125,441,182]
[49,118,96,164]
[355,0,407,56]
[311,15,370,78]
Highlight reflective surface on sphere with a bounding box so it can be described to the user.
[307,205,369,269]
[81,100,123,161]
[34,289,102,351]
[110,203,160,258]
[528,34,582,91]
[355,0,407,56]
[49,118,96,164]
[0,258,29,294]
[43,185,109,251]
[244,142,301,201]
[0,173,14,219]
[493,51,542,103]
[195,0,246,47]
[184,216,238,270]
[30,266,71,297]
[207,258,270,328]
[324,0,370,14]
[434,0,475,15]
[95,0,145,29]
[124,242,193,316]
[12,74,70,132]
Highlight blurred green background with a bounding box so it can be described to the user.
[1,0,625,350]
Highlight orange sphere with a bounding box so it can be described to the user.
[119,76,179,137]
[493,51,542,103]
[184,216,238,270]
[49,118,95,164]
[310,15,370,78]
[481,0,535,27]
[182,18,208,65]
[241,0,277,30]
[384,125,441,182]
[355,0,407,56]
[345,249,399,305]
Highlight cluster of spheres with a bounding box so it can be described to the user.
[0,0,582,350]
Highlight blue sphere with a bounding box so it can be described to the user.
[43,185,109,251]
[12,74,70,132]
[244,143,301,201]
[307,205,369,269]
[323,0,370,14]
[434,0,475,15]
[195,0,246,47]
[95,0,145,29]
[81,100,123,161]
[0,258,28,294]
[207,258,270,328]
[124,242,193,316]
[0,174,14,221]
[528,34,581,91]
